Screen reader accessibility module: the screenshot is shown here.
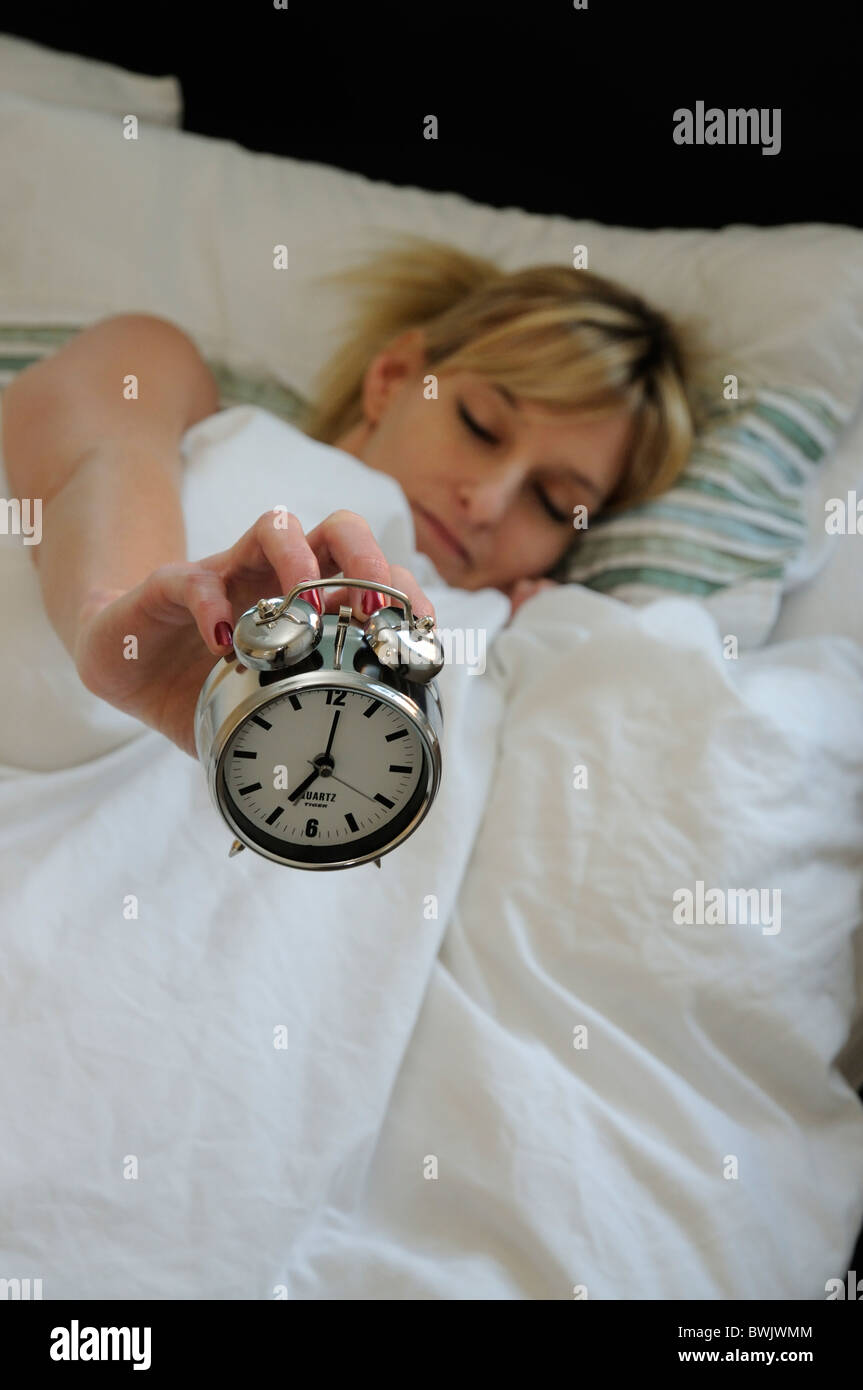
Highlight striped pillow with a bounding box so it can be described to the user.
[552,385,850,646]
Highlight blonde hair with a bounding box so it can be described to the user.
[301,232,710,526]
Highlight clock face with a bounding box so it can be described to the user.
[219,684,428,863]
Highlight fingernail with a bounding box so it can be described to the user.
[215,621,234,648]
[299,588,323,614]
[362,590,387,615]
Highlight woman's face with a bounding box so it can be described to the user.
[334,329,635,592]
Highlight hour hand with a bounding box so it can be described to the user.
[289,767,320,803]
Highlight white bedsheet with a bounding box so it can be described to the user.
[1,407,862,1299]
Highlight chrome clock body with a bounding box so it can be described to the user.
[195,580,445,871]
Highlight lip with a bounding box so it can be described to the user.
[412,504,470,564]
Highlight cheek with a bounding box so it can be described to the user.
[495,510,554,568]
[368,412,422,481]
[514,511,574,573]
[388,408,463,484]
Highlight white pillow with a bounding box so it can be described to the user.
[1,89,860,647]
[0,35,182,125]
[0,90,861,408]
[771,386,863,641]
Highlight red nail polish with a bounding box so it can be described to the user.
[215,621,233,648]
[299,588,323,614]
[362,590,387,615]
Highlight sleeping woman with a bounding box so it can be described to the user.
[1,235,701,757]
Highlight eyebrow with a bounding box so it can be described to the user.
[491,384,603,500]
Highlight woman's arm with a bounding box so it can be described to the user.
[1,313,221,658]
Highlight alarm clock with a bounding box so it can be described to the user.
[194,578,445,870]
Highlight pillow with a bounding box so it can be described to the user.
[2,90,861,646]
[1,92,862,409]
[554,384,855,650]
[0,34,182,125]
[770,390,863,648]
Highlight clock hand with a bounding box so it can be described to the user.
[305,760,380,806]
[324,709,341,757]
[289,766,321,803]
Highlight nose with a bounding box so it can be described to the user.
[456,460,527,525]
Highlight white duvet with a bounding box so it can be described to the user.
[1,405,862,1300]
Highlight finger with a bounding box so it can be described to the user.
[316,584,357,615]
[316,583,398,617]
[302,510,394,619]
[317,571,437,626]
[316,577,436,630]
[142,563,234,656]
[387,564,436,625]
[205,509,323,600]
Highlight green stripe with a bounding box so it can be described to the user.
[0,354,43,371]
[577,562,785,596]
[678,474,803,520]
[591,499,804,545]
[703,384,846,432]
[702,392,842,467]
[688,452,805,499]
[735,419,817,472]
[698,426,808,484]
[0,324,83,344]
[568,534,794,582]
[206,361,307,424]
[754,398,844,458]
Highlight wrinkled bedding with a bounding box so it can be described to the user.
[0,407,861,1298]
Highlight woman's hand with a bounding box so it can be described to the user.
[73,509,437,759]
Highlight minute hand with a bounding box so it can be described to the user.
[305,761,380,806]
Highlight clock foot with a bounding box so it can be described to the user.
[375,858,382,869]
[229,839,246,857]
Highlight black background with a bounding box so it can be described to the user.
[3,0,861,229]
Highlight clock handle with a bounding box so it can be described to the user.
[250,578,444,683]
[256,577,429,631]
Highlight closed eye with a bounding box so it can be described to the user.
[458,400,497,445]
[458,400,571,525]
[535,489,571,524]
